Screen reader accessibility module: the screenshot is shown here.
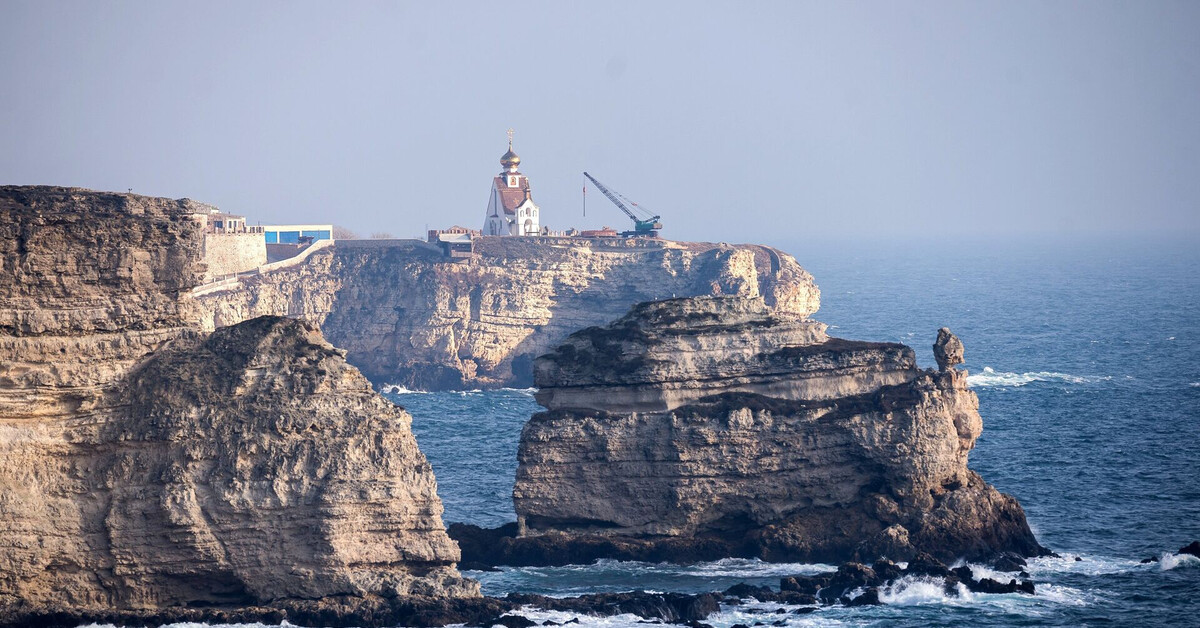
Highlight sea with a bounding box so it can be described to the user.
[114,237,1200,628]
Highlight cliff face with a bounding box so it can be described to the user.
[513,296,1043,564]
[195,237,821,390]
[0,186,474,614]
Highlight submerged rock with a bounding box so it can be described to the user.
[507,296,1045,566]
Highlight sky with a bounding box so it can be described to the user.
[2,1,1198,246]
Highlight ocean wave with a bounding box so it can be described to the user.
[380,385,538,396]
[877,575,967,606]
[1025,553,1145,576]
[1160,552,1200,571]
[379,384,426,394]
[967,367,1110,388]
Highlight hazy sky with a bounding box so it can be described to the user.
[3,1,1198,244]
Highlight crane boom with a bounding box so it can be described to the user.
[582,172,663,237]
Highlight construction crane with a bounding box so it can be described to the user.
[582,172,663,238]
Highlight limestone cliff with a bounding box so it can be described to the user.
[510,296,1044,564]
[0,186,474,616]
[195,236,821,390]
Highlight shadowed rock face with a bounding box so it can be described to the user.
[195,236,822,390]
[0,186,475,615]
[512,296,1045,564]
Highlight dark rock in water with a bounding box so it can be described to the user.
[724,583,774,600]
[1075,556,1083,562]
[780,575,828,595]
[775,592,819,605]
[846,588,883,606]
[969,578,1022,595]
[951,565,975,583]
[818,563,880,602]
[872,559,904,582]
[990,551,1028,572]
[792,607,819,614]
[904,552,952,578]
[448,522,740,567]
[1180,541,1200,558]
[488,615,538,628]
[1141,556,1160,564]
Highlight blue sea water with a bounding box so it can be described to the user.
[388,237,1200,627]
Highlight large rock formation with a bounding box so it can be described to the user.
[194,236,820,390]
[0,186,474,617]
[509,296,1044,564]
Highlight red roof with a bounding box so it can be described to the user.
[494,176,531,215]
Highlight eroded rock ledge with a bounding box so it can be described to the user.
[486,296,1045,566]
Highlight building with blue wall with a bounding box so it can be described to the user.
[262,224,334,244]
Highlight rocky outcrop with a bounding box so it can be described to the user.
[0,186,474,617]
[195,236,820,390]
[508,296,1044,565]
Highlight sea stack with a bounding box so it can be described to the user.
[510,296,1044,564]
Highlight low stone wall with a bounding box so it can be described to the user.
[202,232,266,281]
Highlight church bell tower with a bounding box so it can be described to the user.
[483,129,540,236]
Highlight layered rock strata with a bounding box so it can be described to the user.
[509,296,1044,564]
[195,236,820,390]
[0,186,474,616]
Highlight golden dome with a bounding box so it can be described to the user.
[500,147,521,168]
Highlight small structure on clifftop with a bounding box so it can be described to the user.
[483,129,541,236]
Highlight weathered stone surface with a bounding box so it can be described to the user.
[0,186,475,617]
[195,236,821,390]
[933,327,965,371]
[511,296,1045,564]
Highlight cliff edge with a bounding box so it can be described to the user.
[0,186,475,617]
[497,296,1044,565]
[195,236,821,390]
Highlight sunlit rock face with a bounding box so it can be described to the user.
[514,296,1044,564]
[195,236,822,390]
[0,186,475,615]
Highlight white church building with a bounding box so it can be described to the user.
[483,133,541,236]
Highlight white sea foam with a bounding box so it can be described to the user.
[967,367,1110,388]
[379,385,536,396]
[877,575,966,606]
[1190,382,1200,388]
[379,383,426,394]
[504,607,652,627]
[499,387,538,396]
[1160,552,1200,570]
[1025,553,1144,576]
